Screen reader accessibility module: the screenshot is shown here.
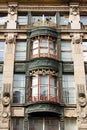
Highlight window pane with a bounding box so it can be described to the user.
[62,75,76,104]
[15,41,26,60]
[18,16,28,25]
[29,118,43,130]
[60,15,69,25]
[61,52,72,61]
[31,76,38,96]
[61,41,71,51]
[50,76,56,97]
[80,16,87,25]
[64,118,77,130]
[0,41,5,61]
[40,75,48,96]
[0,14,7,25]
[13,74,25,103]
[45,119,59,130]
[13,118,24,130]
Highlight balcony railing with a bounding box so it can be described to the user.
[28,96,59,103]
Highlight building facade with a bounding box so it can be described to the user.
[0,0,87,130]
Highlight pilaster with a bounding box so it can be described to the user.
[69,3,87,130]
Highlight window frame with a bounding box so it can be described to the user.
[30,36,58,59]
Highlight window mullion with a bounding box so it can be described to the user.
[48,36,50,57]
[38,36,40,57]
[48,75,50,100]
[38,74,40,100]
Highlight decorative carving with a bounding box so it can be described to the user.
[78,93,87,107]
[2,83,11,107]
[8,4,17,15]
[72,33,82,44]
[2,93,10,107]
[6,34,15,44]
[71,6,79,16]
[2,111,8,118]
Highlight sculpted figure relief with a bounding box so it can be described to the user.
[72,34,82,44]
[8,5,17,15]
[71,6,79,16]
[2,92,10,107]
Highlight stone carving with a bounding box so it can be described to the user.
[78,93,87,107]
[6,34,15,44]
[2,92,10,107]
[72,34,82,44]
[71,6,79,16]
[8,5,17,15]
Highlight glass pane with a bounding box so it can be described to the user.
[82,42,87,51]
[0,16,7,25]
[40,39,48,47]
[33,40,38,48]
[40,75,48,96]
[61,52,72,61]
[62,75,75,104]
[40,48,48,53]
[13,89,25,103]
[60,15,69,25]
[32,16,43,24]
[64,118,77,130]
[83,52,87,61]
[80,16,87,25]
[18,16,28,25]
[31,75,38,96]
[61,41,71,51]
[50,41,56,55]
[13,118,23,130]
[45,119,59,130]
[15,42,26,60]
[29,118,43,130]
[14,74,25,88]
[0,42,5,61]
[33,49,38,55]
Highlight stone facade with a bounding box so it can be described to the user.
[0,1,87,130]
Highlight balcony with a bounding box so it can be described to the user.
[28,96,59,103]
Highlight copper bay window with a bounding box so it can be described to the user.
[30,36,58,59]
[28,70,59,103]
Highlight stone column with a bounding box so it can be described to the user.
[69,4,87,130]
[0,3,17,130]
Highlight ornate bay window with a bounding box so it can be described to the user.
[30,36,58,59]
[28,69,59,103]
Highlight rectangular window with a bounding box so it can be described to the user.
[0,74,2,98]
[13,74,25,103]
[62,75,76,104]
[61,41,72,61]
[59,15,69,25]
[15,41,26,61]
[80,16,87,25]
[82,41,87,61]
[29,118,59,130]
[12,118,24,130]
[31,13,56,24]
[0,41,5,61]
[18,13,28,25]
[64,118,77,130]
[0,13,7,25]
